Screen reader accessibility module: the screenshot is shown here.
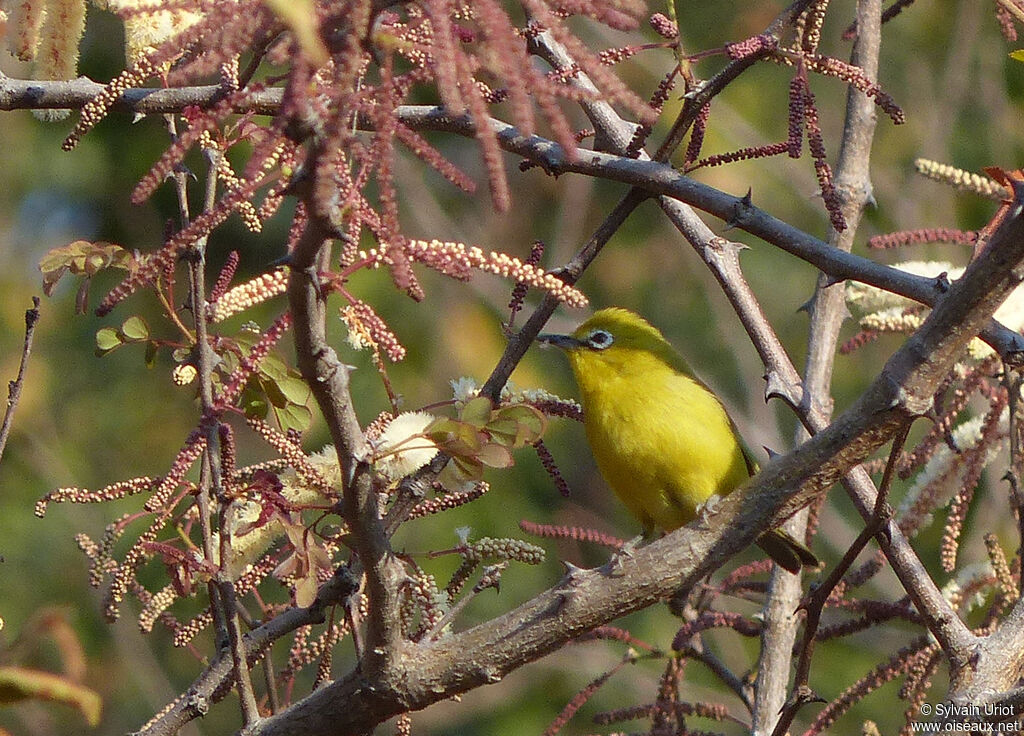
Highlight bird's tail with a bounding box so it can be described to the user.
[756,528,819,574]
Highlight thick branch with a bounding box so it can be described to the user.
[246,187,1024,736]
[287,186,405,677]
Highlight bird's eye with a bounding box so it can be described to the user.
[586,329,614,350]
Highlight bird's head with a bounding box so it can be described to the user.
[537,307,681,377]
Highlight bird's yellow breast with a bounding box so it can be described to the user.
[568,346,749,532]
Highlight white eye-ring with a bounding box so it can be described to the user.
[585,329,614,350]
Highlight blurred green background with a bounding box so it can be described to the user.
[0,1,1022,734]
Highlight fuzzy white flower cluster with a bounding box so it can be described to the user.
[449,376,581,413]
[371,411,440,481]
[897,410,1007,530]
[847,260,1024,360]
[941,563,994,614]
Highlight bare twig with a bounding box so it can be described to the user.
[653,0,817,161]
[771,423,911,736]
[288,136,406,685]
[0,72,283,114]
[760,3,887,730]
[170,112,262,726]
[0,297,40,463]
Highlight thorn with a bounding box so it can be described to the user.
[561,559,586,577]
[681,80,708,99]
[763,370,793,404]
[821,272,846,289]
[708,235,748,254]
[933,271,952,293]
[796,294,815,315]
[304,266,324,300]
[604,534,644,577]
[763,445,782,460]
[1010,178,1024,211]
[725,188,754,230]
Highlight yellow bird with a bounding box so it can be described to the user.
[539,307,817,573]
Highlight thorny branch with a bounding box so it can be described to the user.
[772,424,910,736]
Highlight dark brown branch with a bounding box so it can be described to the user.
[172,113,261,725]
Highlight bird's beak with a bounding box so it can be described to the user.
[537,333,582,350]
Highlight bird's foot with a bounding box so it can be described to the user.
[696,494,723,528]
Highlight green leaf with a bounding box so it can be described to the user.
[260,376,291,409]
[120,315,149,341]
[172,347,193,363]
[272,402,313,434]
[1011,49,1024,62]
[485,418,521,447]
[426,417,485,456]
[495,404,545,432]
[295,573,319,608]
[95,327,122,354]
[460,396,493,428]
[451,455,484,481]
[276,373,312,406]
[489,404,547,447]
[476,442,514,468]
[256,351,289,381]
[243,395,269,420]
